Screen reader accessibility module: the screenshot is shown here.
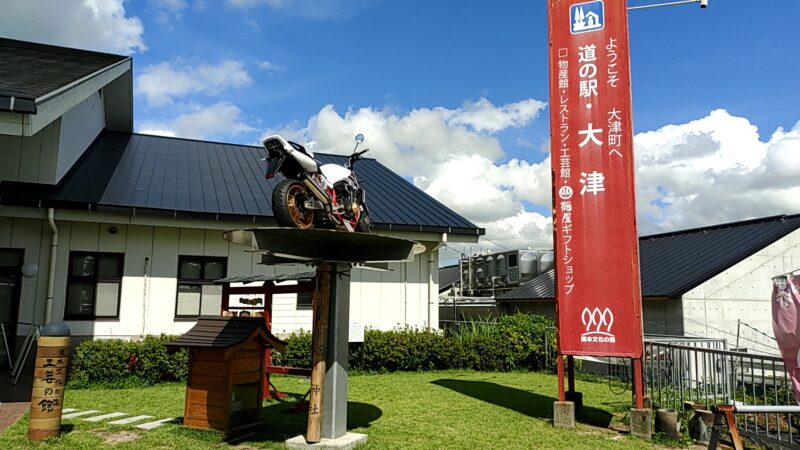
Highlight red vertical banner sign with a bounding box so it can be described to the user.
[548,0,643,357]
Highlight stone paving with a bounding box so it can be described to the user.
[62,409,178,430]
[1,365,178,435]
[0,401,28,433]
[0,404,177,434]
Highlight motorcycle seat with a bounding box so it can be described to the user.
[290,141,315,158]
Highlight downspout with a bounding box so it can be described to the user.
[427,236,446,329]
[142,257,150,337]
[44,208,58,324]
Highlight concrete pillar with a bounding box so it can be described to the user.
[321,263,350,440]
[553,401,575,428]
[630,408,652,440]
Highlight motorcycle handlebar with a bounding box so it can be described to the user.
[347,148,369,169]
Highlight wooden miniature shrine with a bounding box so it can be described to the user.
[167,316,286,436]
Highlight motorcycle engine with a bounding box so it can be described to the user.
[333,181,359,219]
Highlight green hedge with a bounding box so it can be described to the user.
[68,314,555,387]
[68,335,188,388]
[275,313,555,373]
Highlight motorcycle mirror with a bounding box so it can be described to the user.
[355,133,365,144]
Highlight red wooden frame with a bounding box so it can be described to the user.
[220,279,315,399]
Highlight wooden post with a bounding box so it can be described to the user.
[27,336,70,440]
[306,264,332,443]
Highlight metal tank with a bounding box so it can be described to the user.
[496,254,507,284]
[474,257,485,287]
[519,251,541,284]
[538,251,555,274]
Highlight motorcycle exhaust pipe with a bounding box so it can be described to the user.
[302,177,331,206]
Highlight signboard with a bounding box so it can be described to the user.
[349,322,364,343]
[548,0,643,357]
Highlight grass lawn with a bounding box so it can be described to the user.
[0,371,682,449]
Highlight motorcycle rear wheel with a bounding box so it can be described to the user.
[272,179,314,229]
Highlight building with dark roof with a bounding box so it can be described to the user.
[490,214,800,354]
[0,38,483,355]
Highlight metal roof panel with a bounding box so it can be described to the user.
[496,214,800,301]
[0,131,483,236]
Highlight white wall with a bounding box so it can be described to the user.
[57,91,105,182]
[0,119,60,183]
[682,229,800,354]
[0,208,440,339]
[0,91,104,185]
[349,251,436,331]
[0,217,50,337]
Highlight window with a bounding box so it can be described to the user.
[296,280,314,309]
[65,252,123,320]
[176,256,226,318]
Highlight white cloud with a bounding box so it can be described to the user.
[138,128,177,138]
[266,98,550,248]
[136,60,253,106]
[138,102,255,140]
[227,0,285,7]
[225,0,375,20]
[634,109,800,233]
[275,103,800,255]
[257,60,287,73]
[272,98,546,175]
[478,211,553,250]
[0,0,145,54]
[446,98,547,134]
[149,0,188,25]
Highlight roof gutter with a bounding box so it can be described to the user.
[35,57,132,105]
[0,57,131,116]
[0,95,36,114]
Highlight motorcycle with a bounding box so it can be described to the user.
[263,133,373,232]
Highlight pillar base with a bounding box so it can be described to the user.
[630,408,652,440]
[286,433,368,450]
[554,401,575,428]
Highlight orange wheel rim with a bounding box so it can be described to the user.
[286,184,313,228]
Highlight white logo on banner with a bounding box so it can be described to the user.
[580,307,616,343]
[570,1,605,34]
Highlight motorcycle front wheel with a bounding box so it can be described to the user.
[272,179,314,229]
[356,211,372,233]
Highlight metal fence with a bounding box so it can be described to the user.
[645,338,799,447]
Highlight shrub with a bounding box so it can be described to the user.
[271,330,312,368]
[349,327,463,372]
[132,335,189,384]
[68,335,188,388]
[68,313,555,388]
[498,313,556,370]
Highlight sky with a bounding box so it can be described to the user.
[1,0,798,264]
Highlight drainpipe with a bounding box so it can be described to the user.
[44,208,58,324]
[142,257,150,337]
[427,236,446,329]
